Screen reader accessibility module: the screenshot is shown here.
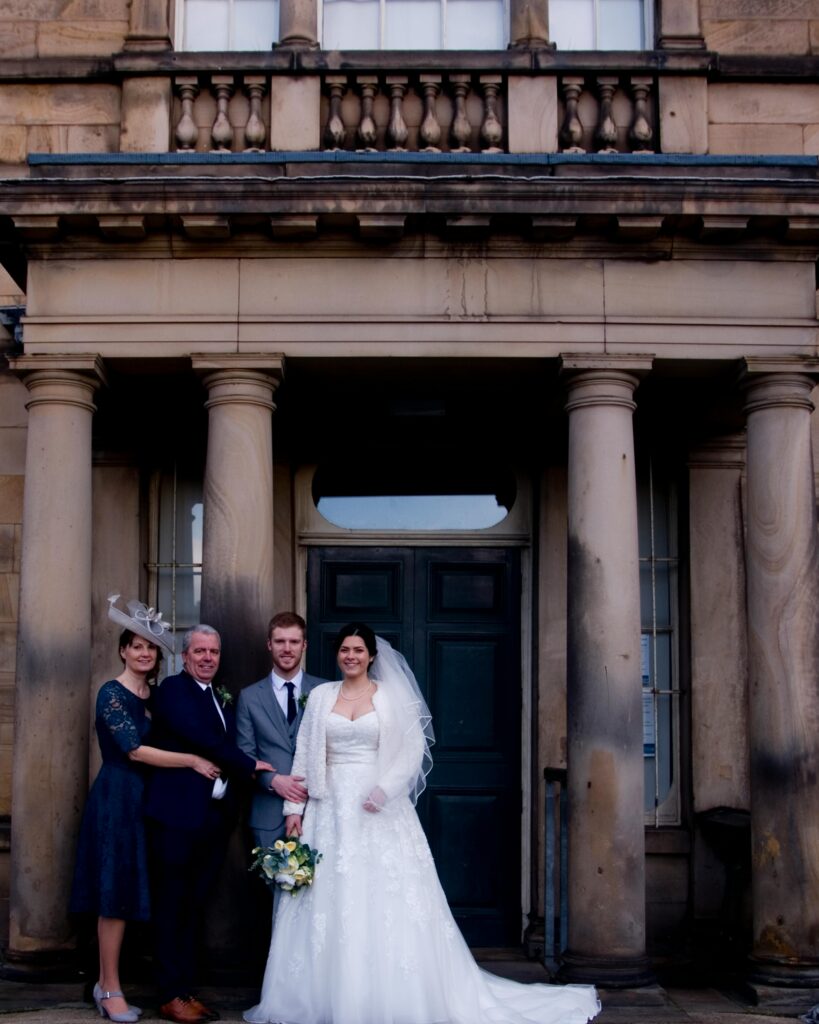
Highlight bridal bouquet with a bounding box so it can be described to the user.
[250,837,323,896]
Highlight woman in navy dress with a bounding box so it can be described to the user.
[71,597,221,1024]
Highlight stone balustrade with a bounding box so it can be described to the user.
[558,74,654,154]
[170,68,659,155]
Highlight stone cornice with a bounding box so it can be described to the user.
[2,167,819,255]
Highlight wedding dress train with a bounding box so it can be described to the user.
[244,710,600,1024]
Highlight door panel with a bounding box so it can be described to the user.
[307,545,521,946]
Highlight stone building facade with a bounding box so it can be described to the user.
[1,0,819,1001]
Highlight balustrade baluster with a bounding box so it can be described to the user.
[479,75,503,153]
[211,75,235,152]
[324,76,347,150]
[174,76,199,151]
[386,76,409,151]
[449,75,472,153]
[243,76,267,152]
[419,75,442,152]
[628,76,654,153]
[594,76,619,153]
[558,77,585,153]
[356,76,379,151]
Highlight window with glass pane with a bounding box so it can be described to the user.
[322,0,506,49]
[147,469,204,674]
[180,0,279,49]
[638,460,680,826]
[549,0,650,49]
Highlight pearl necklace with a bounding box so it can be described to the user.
[339,680,374,702]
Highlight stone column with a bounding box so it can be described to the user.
[558,355,654,987]
[741,362,819,992]
[509,0,550,48]
[193,356,284,688]
[6,355,105,966]
[278,0,318,48]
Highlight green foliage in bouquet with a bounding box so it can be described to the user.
[250,836,323,896]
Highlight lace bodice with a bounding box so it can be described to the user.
[326,711,379,766]
[95,679,151,765]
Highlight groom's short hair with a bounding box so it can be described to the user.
[267,611,306,639]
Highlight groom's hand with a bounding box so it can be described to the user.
[271,774,308,802]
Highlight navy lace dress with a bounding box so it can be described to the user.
[70,680,152,921]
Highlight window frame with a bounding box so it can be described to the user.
[318,0,510,50]
[548,0,654,51]
[175,0,280,51]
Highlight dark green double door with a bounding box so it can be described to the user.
[306,546,521,946]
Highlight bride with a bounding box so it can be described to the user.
[244,622,600,1024]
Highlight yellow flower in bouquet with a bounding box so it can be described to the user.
[250,836,323,896]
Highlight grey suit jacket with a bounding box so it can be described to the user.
[236,671,325,837]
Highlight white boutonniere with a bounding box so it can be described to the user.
[215,684,233,708]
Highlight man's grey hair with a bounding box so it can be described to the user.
[181,624,221,653]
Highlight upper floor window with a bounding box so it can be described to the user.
[179,0,279,49]
[322,0,507,49]
[549,0,651,49]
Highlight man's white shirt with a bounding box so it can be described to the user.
[271,668,304,718]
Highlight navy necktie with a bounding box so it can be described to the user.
[285,682,297,725]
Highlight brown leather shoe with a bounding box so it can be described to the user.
[158,996,209,1024]
[187,997,220,1021]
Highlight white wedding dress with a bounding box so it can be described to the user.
[244,710,600,1024]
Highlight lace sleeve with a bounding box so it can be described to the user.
[98,682,142,755]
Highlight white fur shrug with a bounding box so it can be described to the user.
[283,681,425,816]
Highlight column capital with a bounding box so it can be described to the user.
[8,354,107,412]
[560,355,653,414]
[739,358,819,416]
[192,354,285,412]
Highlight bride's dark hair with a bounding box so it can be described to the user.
[333,621,377,659]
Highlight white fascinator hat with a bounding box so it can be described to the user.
[107,592,175,657]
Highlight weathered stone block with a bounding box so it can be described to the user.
[0,531,13,575]
[0,126,27,165]
[0,478,23,524]
[61,0,130,18]
[269,76,320,152]
[701,0,819,16]
[709,82,819,123]
[811,19,819,49]
[507,76,557,154]
[804,123,819,153]
[703,18,810,54]
[120,77,171,152]
[0,430,26,477]
[709,122,804,154]
[37,20,129,57]
[658,77,708,154]
[0,21,36,59]
[0,622,16,676]
[0,84,121,126]
[0,575,18,622]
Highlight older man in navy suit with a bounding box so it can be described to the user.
[146,624,272,1024]
[236,611,326,850]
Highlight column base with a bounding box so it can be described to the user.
[0,946,80,982]
[557,950,656,988]
[747,954,819,988]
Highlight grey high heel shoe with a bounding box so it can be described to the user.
[92,983,141,1023]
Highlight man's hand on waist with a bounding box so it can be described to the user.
[271,774,308,802]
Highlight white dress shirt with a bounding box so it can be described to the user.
[271,668,303,719]
[194,678,228,800]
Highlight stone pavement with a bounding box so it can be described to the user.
[0,966,807,1024]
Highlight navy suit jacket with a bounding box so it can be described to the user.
[145,669,257,831]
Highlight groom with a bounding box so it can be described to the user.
[236,611,326,849]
